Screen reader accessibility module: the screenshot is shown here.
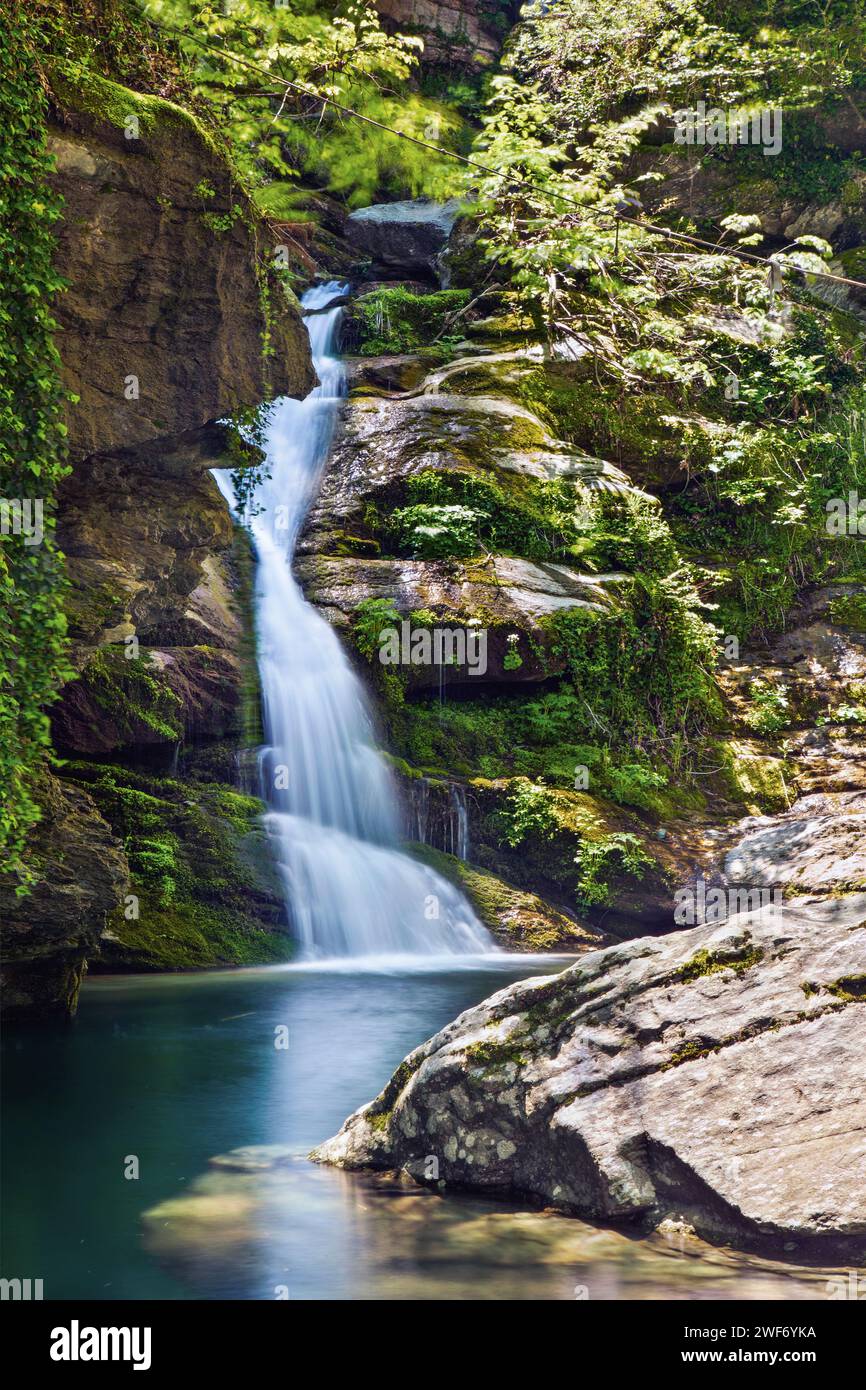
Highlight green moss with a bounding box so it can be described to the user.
[463,1038,529,1069]
[665,1039,714,1068]
[65,762,293,970]
[64,581,127,642]
[349,287,470,357]
[825,974,866,1003]
[375,467,600,565]
[78,648,184,743]
[715,739,792,813]
[829,591,866,632]
[47,58,222,155]
[677,945,764,984]
[406,840,589,950]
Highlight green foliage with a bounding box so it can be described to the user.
[495,778,558,847]
[67,761,294,969]
[743,679,791,735]
[352,596,401,659]
[143,0,463,205]
[381,468,597,564]
[545,575,720,746]
[225,402,275,520]
[0,4,73,877]
[352,287,470,356]
[390,503,482,559]
[575,831,653,908]
[81,648,185,741]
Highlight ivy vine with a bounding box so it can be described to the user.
[0,3,72,880]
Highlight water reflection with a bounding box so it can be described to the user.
[143,1151,840,1302]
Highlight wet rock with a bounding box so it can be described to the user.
[344,354,430,393]
[298,388,643,558]
[314,893,866,1258]
[4,64,315,1016]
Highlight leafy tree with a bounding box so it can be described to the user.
[143,0,462,204]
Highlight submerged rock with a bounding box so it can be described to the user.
[142,1148,839,1300]
[314,893,866,1258]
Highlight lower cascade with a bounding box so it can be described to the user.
[219,283,493,958]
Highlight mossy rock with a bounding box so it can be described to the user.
[405,842,602,952]
[714,739,794,814]
[65,762,292,971]
[48,59,223,156]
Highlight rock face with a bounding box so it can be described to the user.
[347,198,464,281]
[0,777,128,1018]
[315,893,866,1258]
[47,64,314,459]
[296,356,647,689]
[375,0,513,69]
[1,64,314,1018]
[53,434,251,753]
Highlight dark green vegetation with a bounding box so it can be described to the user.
[0,6,72,875]
[66,762,291,969]
[350,287,471,357]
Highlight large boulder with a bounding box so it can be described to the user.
[314,893,866,1258]
[296,552,627,687]
[347,198,464,281]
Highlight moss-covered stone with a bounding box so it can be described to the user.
[715,739,793,814]
[405,840,601,951]
[64,762,292,971]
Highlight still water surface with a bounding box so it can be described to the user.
[1,959,838,1300]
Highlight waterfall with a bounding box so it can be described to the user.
[216,282,493,959]
[406,778,471,861]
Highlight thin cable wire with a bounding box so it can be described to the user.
[152,20,866,292]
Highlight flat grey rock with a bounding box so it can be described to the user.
[314,894,866,1258]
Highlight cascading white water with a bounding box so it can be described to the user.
[217,282,494,959]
